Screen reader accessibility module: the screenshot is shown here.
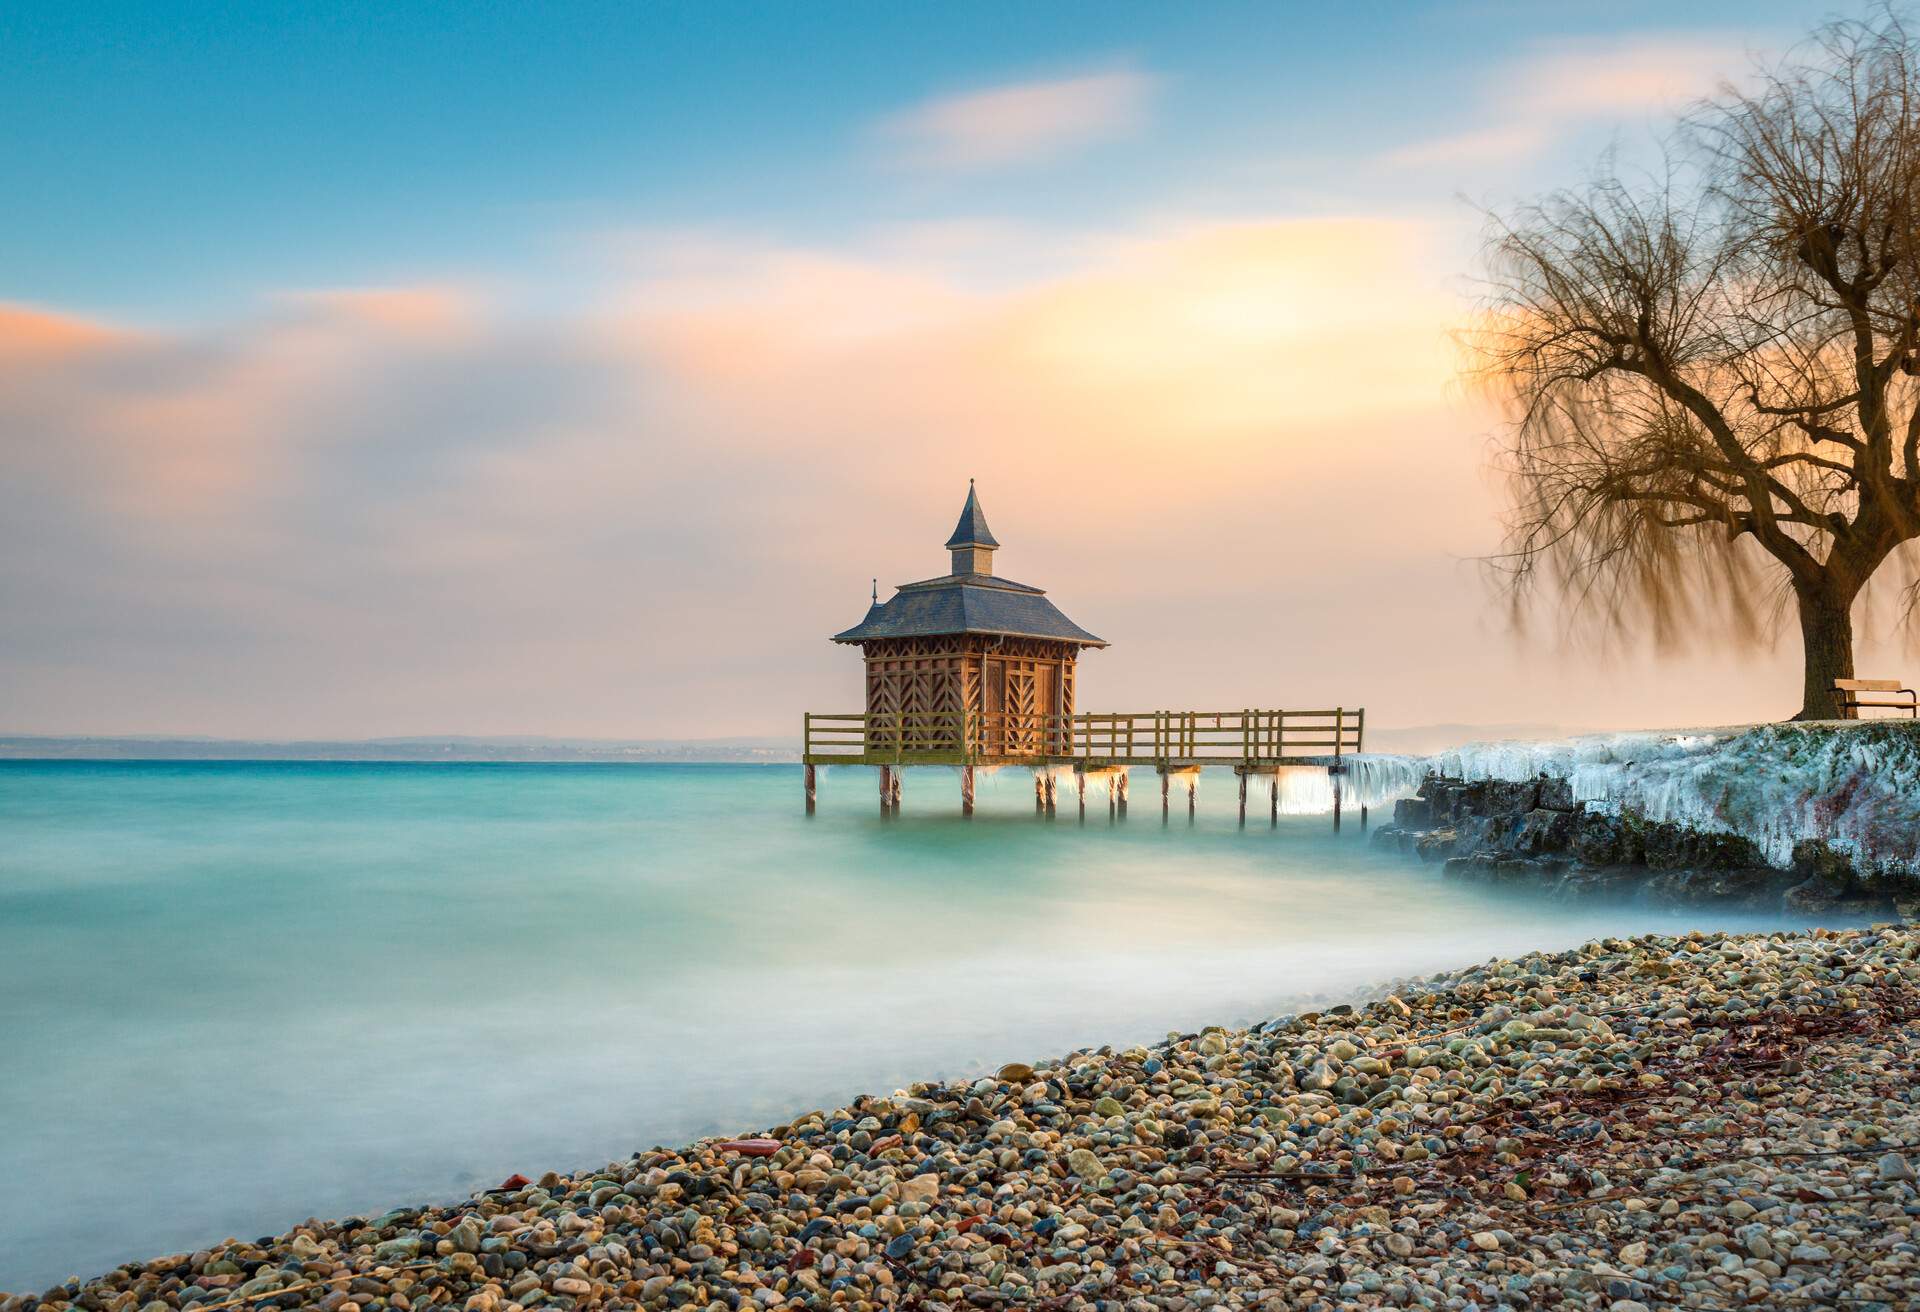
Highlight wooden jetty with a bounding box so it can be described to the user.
[802,484,1366,822]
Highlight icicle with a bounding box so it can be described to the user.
[1272,755,1430,816]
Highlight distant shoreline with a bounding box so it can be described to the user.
[0,756,797,765]
[0,723,1591,765]
[0,737,800,765]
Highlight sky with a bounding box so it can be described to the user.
[2,0,1902,741]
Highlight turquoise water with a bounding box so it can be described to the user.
[0,761,1842,1290]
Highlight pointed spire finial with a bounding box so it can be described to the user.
[944,480,999,550]
[871,577,878,605]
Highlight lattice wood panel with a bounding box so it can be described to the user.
[859,635,1082,756]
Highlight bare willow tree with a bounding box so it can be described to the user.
[1473,10,1920,719]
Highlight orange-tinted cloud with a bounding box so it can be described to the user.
[0,231,1863,739]
[0,302,125,358]
[616,218,1463,497]
[1,284,487,526]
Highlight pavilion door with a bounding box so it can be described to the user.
[1001,662,1040,754]
[982,659,1007,754]
[1033,663,1057,753]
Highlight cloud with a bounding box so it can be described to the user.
[616,219,1463,457]
[0,302,128,357]
[1,218,1832,738]
[0,224,1510,738]
[875,69,1155,170]
[1382,124,1550,169]
[1513,35,1753,117]
[281,285,481,337]
[1387,34,1757,169]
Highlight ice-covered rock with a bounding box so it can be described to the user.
[1426,722,1920,870]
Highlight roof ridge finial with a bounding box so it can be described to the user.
[871,577,878,605]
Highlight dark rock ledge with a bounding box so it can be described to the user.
[1373,774,1920,917]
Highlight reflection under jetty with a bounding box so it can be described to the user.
[806,737,1429,829]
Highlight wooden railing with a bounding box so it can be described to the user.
[802,708,1363,763]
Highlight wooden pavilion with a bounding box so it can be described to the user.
[830,481,1104,760]
[803,483,1367,818]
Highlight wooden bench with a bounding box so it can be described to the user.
[1835,678,1917,718]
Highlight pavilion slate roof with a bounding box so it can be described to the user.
[832,574,1105,646]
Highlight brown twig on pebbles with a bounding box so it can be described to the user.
[185,1260,439,1312]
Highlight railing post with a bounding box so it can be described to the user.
[1355,706,1366,827]
[1331,707,1344,834]
[803,712,815,815]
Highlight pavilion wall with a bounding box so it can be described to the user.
[862,635,1078,754]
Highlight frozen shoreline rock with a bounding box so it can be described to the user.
[1419,721,1920,871]
[1373,723,1920,913]
[1377,772,1918,914]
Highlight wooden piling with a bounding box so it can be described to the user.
[1187,774,1197,819]
[1160,768,1170,819]
[1044,772,1058,812]
[890,770,901,809]
[805,763,816,814]
[1076,768,1086,819]
[1332,767,1343,832]
[961,765,975,816]
[1237,770,1247,827]
[1035,772,1045,813]
[1270,772,1278,826]
[1117,771,1129,817]
[879,765,893,815]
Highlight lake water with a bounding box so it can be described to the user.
[0,760,1848,1290]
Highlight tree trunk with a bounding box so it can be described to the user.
[1791,578,1858,721]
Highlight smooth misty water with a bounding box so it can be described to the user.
[0,761,1850,1290]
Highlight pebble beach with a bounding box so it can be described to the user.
[9,925,1918,1312]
